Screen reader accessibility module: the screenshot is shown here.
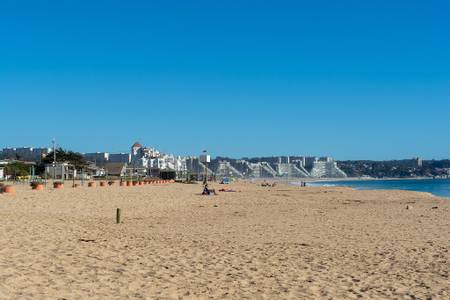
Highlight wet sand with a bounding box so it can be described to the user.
[0,181,449,299]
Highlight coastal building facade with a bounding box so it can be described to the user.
[45,163,77,180]
[104,162,128,177]
[109,153,131,164]
[1,147,51,162]
[83,152,109,164]
[209,156,347,179]
[1,142,347,180]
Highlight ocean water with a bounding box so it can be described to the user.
[302,179,450,198]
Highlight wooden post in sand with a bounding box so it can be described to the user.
[116,208,121,224]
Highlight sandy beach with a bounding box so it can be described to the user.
[0,181,449,299]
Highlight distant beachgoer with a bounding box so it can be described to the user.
[219,188,237,192]
[202,185,210,195]
[202,184,217,195]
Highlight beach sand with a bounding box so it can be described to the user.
[0,181,449,299]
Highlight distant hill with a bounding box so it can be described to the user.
[337,159,450,178]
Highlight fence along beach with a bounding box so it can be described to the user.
[0,180,449,299]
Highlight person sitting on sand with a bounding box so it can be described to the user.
[202,184,217,195]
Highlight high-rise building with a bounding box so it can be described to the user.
[415,157,423,168]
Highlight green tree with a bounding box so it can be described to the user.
[42,148,87,169]
[5,162,30,177]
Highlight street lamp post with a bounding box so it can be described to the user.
[203,150,208,185]
[52,138,56,180]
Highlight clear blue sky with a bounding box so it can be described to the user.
[1,1,449,160]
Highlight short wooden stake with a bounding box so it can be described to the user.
[116,208,121,224]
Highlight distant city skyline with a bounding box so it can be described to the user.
[1,1,449,160]
[0,142,442,162]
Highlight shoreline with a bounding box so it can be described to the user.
[245,176,443,184]
[298,178,450,199]
[298,176,442,182]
